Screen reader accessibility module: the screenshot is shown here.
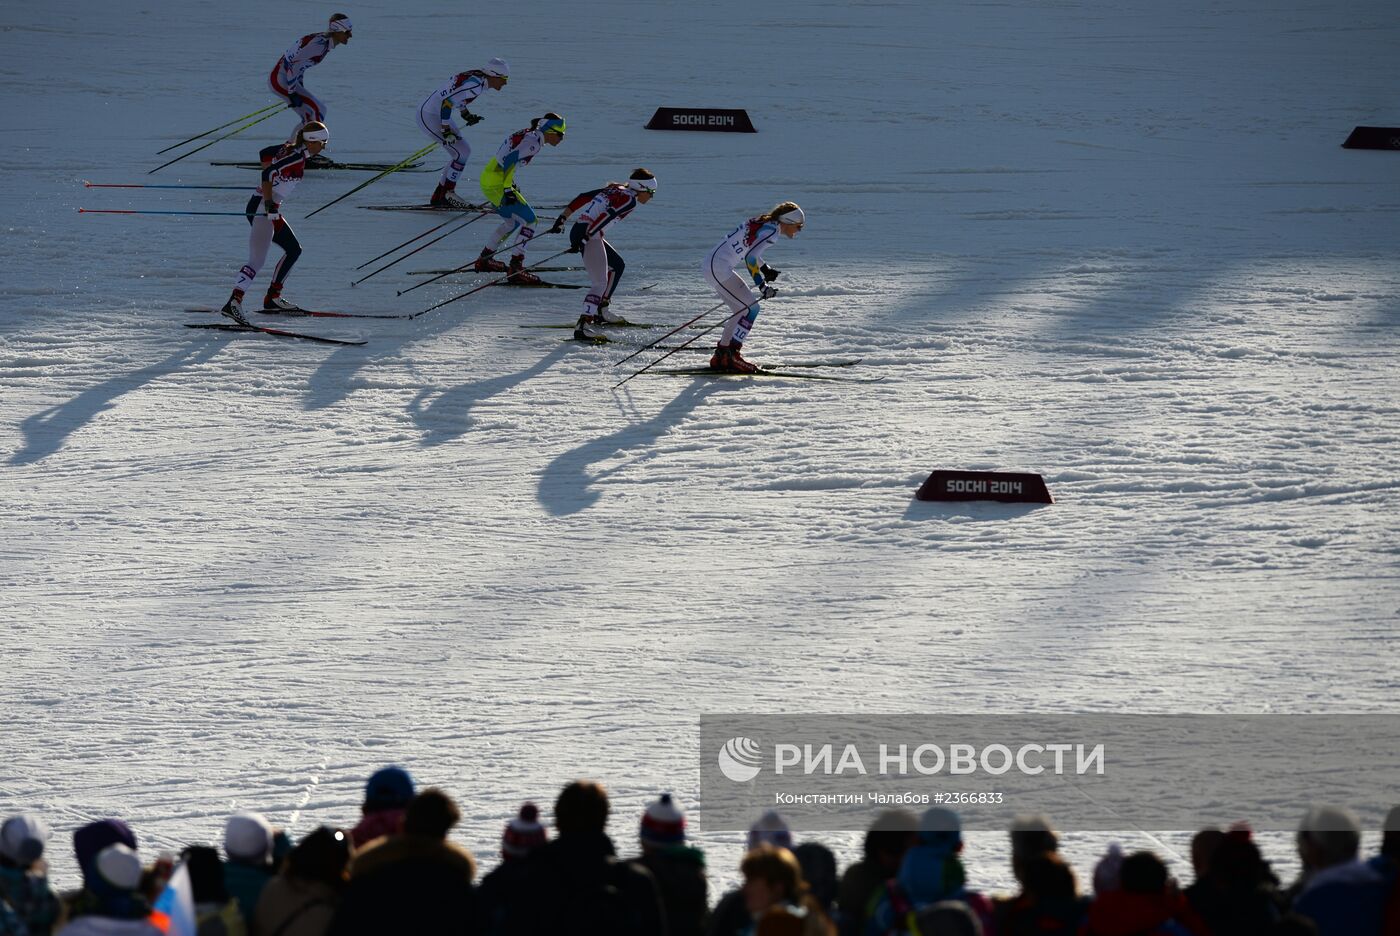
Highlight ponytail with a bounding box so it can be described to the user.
[755,200,802,225]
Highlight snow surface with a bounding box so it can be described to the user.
[2,0,1398,899]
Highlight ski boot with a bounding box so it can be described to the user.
[573,315,607,342]
[709,342,759,374]
[220,295,251,327]
[596,297,626,324]
[430,184,474,210]
[506,255,542,285]
[474,249,508,273]
[262,297,302,314]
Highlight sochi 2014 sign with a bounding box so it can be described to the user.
[1342,126,1400,150]
[645,108,757,133]
[916,470,1053,504]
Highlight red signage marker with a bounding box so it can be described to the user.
[916,470,1053,504]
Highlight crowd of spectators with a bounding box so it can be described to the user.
[1,767,1396,935]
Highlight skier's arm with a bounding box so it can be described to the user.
[550,187,606,232]
[586,196,636,239]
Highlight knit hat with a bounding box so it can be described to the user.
[224,812,274,864]
[364,766,416,811]
[1009,814,1058,860]
[640,793,686,847]
[918,807,962,849]
[95,843,143,891]
[502,802,548,860]
[74,819,138,885]
[0,814,50,866]
[1093,842,1124,894]
[748,810,793,851]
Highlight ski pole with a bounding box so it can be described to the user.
[155,103,282,154]
[356,213,468,270]
[83,180,249,190]
[611,299,730,367]
[148,109,283,175]
[396,227,555,297]
[613,309,749,389]
[351,211,488,286]
[305,142,438,219]
[407,248,573,320]
[78,208,253,216]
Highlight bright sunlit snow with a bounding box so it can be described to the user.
[2,0,1397,897]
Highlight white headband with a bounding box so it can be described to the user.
[301,127,330,143]
[776,206,805,226]
[627,177,658,195]
[328,17,353,33]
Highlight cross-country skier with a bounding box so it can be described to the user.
[219,122,331,325]
[704,201,805,373]
[546,169,657,339]
[269,13,352,165]
[418,58,509,209]
[471,114,566,285]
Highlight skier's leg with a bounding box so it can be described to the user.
[265,221,303,305]
[504,199,537,261]
[581,233,607,316]
[235,202,274,294]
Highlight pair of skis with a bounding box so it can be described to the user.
[182,277,586,343]
[360,203,569,213]
[522,321,875,382]
[182,306,386,346]
[210,160,424,172]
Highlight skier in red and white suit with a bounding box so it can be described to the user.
[269,13,352,153]
[219,122,331,326]
[549,169,657,339]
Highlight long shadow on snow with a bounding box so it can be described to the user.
[537,380,721,517]
[406,344,571,445]
[8,340,222,466]
[299,293,479,412]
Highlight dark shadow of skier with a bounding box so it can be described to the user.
[405,344,572,445]
[9,340,222,466]
[537,379,720,517]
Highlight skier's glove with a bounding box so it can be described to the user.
[441,127,460,144]
[461,111,484,126]
[760,264,781,282]
[266,203,281,224]
[287,92,304,110]
[501,188,521,207]
[760,284,779,300]
[548,216,567,234]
